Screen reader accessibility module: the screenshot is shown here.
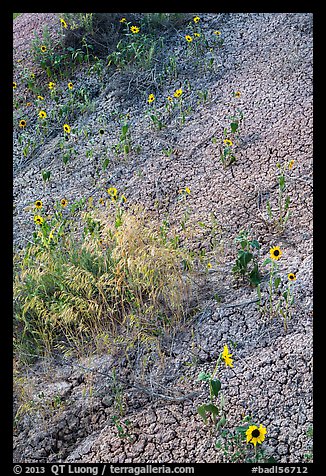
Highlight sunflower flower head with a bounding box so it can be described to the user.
[174,88,183,98]
[107,187,118,199]
[288,159,295,170]
[37,95,44,101]
[185,35,193,43]
[194,32,200,38]
[60,18,68,29]
[214,30,221,36]
[193,16,200,23]
[130,25,140,34]
[40,45,47,53]
[63,124,71,134]
[148,93,155,104]
[60,198,68,207]
[39,110,47,119]
[34,215,44,225]
[48,82,55,90]
[246,424,267,447]
[13,82,17,89]
[68,82,73,90]
[222,344,233,367]
[224,138,233,147]
[234,91,241,98]
[34,200,43,209]
[19,119,27,129]
[270,246,282,261]
[288,272,296,282]
[119,17,127,23]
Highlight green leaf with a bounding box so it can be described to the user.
[249,264,261,286]
[262,258,272,266]
[197,371,211,382]
[279,174,285,191]
[266,200,273,219]
[274,276,281,288]
[210,379,221,397]
[216,413,227,430]
[250,239,260,250]
[230,122,238,133]
[239,250,253,269]
[102,158,110,170]
[197,405,208,424]
[203,403,219,419]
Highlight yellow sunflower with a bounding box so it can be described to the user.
[63,124,71,134]
[60,198,68,207]
[34,215,44,225]
[13,82,17,89]
[222,344,233,368]
[270,246,282,261]
[224,139,233,147]
[288,160,295,170]
[193,16,200,23]
[39,110,47,119]
[19,119,27,129]
[107,187,118,199]
[185,35,193,42]
[40,45,47,53]
[34,200,43,209]
[174,88,183,98]
[130,25,140,34]
[148,93,155,104]
[246,424,267,447]
[48,82,55,90]
[60,18,68,29]
[68,82,73,90]
[288,273,296,281]
[234,91,241,98]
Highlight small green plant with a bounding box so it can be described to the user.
[196,344,234,431]
[216,415,274,463]
[303,425,313,462]
[145,93,164,130]
[41,169,51,184]
[265,161,292,233]
[232,230,261,286]
[111,415,134,441]
[112,118,132,158]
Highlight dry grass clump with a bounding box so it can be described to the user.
[13,205,196,363]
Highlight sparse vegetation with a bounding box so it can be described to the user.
[13,12,311,464]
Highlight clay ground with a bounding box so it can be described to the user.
[13,12,313,463]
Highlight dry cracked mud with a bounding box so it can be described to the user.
[13,12,313,464]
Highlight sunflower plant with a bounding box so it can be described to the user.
[145,93,164,130]
[216,415,274,463]
[196,344,234,431]
[112,119,133,158]
[264,161,292,233]
[257,246,295,331]
[232,230,261,287]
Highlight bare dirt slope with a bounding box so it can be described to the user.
[13,12,313,463]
